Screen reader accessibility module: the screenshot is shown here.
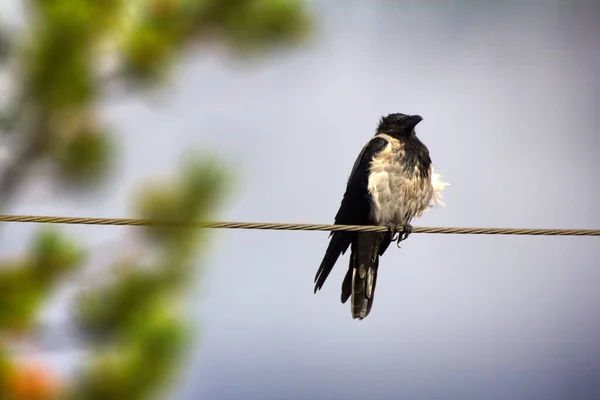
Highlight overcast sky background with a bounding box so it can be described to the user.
[2,1,600,399]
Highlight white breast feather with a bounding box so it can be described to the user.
[367,137,449,224]
[429,166,450,208]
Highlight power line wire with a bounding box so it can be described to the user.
[0,214,599,236]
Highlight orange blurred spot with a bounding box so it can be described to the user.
[4,361,62,400]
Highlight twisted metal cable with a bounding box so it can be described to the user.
[0,214,599,236]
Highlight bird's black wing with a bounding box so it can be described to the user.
[314,136,389,293]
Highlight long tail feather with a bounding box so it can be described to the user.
[314,232,352,293]
[347,232,385,320]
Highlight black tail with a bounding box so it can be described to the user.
[341,232,386,320]
[314,231,352,293]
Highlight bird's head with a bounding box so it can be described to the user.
[376,113,423,137]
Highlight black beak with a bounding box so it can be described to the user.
[406,115,423,129]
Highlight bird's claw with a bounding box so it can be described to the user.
[386,222,400,242]
[401,224,413,241]
[388,223,412,248]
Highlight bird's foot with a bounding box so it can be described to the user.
[386,222,400,242]
[386,223,413,248]
[394,224,413,248]
[400,224,413,242]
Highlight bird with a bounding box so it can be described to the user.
[314,113,448,320]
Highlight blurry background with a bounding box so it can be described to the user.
[1,0,600,399]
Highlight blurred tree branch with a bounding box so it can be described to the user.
[0,0,311,206]
[0,0,311,398]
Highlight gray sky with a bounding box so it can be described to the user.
[3,1,600,399]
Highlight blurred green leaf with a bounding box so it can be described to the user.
[135,157,229,246]
[75,268,165,340]
[76,159,229,339]
[0,350,11,395]
[0,230,84,331]
[0,25,10,63]
[30,228,85,278]
[72,301,187,400]
[51,128,113,185]
[196,0,311,51]
[122,21,178,82]
[0,264,45,331]
[24,1,97,108]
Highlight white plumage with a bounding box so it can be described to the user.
[367,135,449,226]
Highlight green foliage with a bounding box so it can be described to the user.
[31,228,85,278]
[136,158,228,244]
[76,268,166,339]
[1,0,311,397]
[120,0,311,82]
[0,230,84,331]
[25,1,97,108]
[121,0,186,82]
[71,309,186,400]
[77,160,228,336]
[196,0,311,51]
[0,263,44,331]
[0,25,10,63]
[0,349,11,396]
[73,159,227,398]
[51,127,113,185]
